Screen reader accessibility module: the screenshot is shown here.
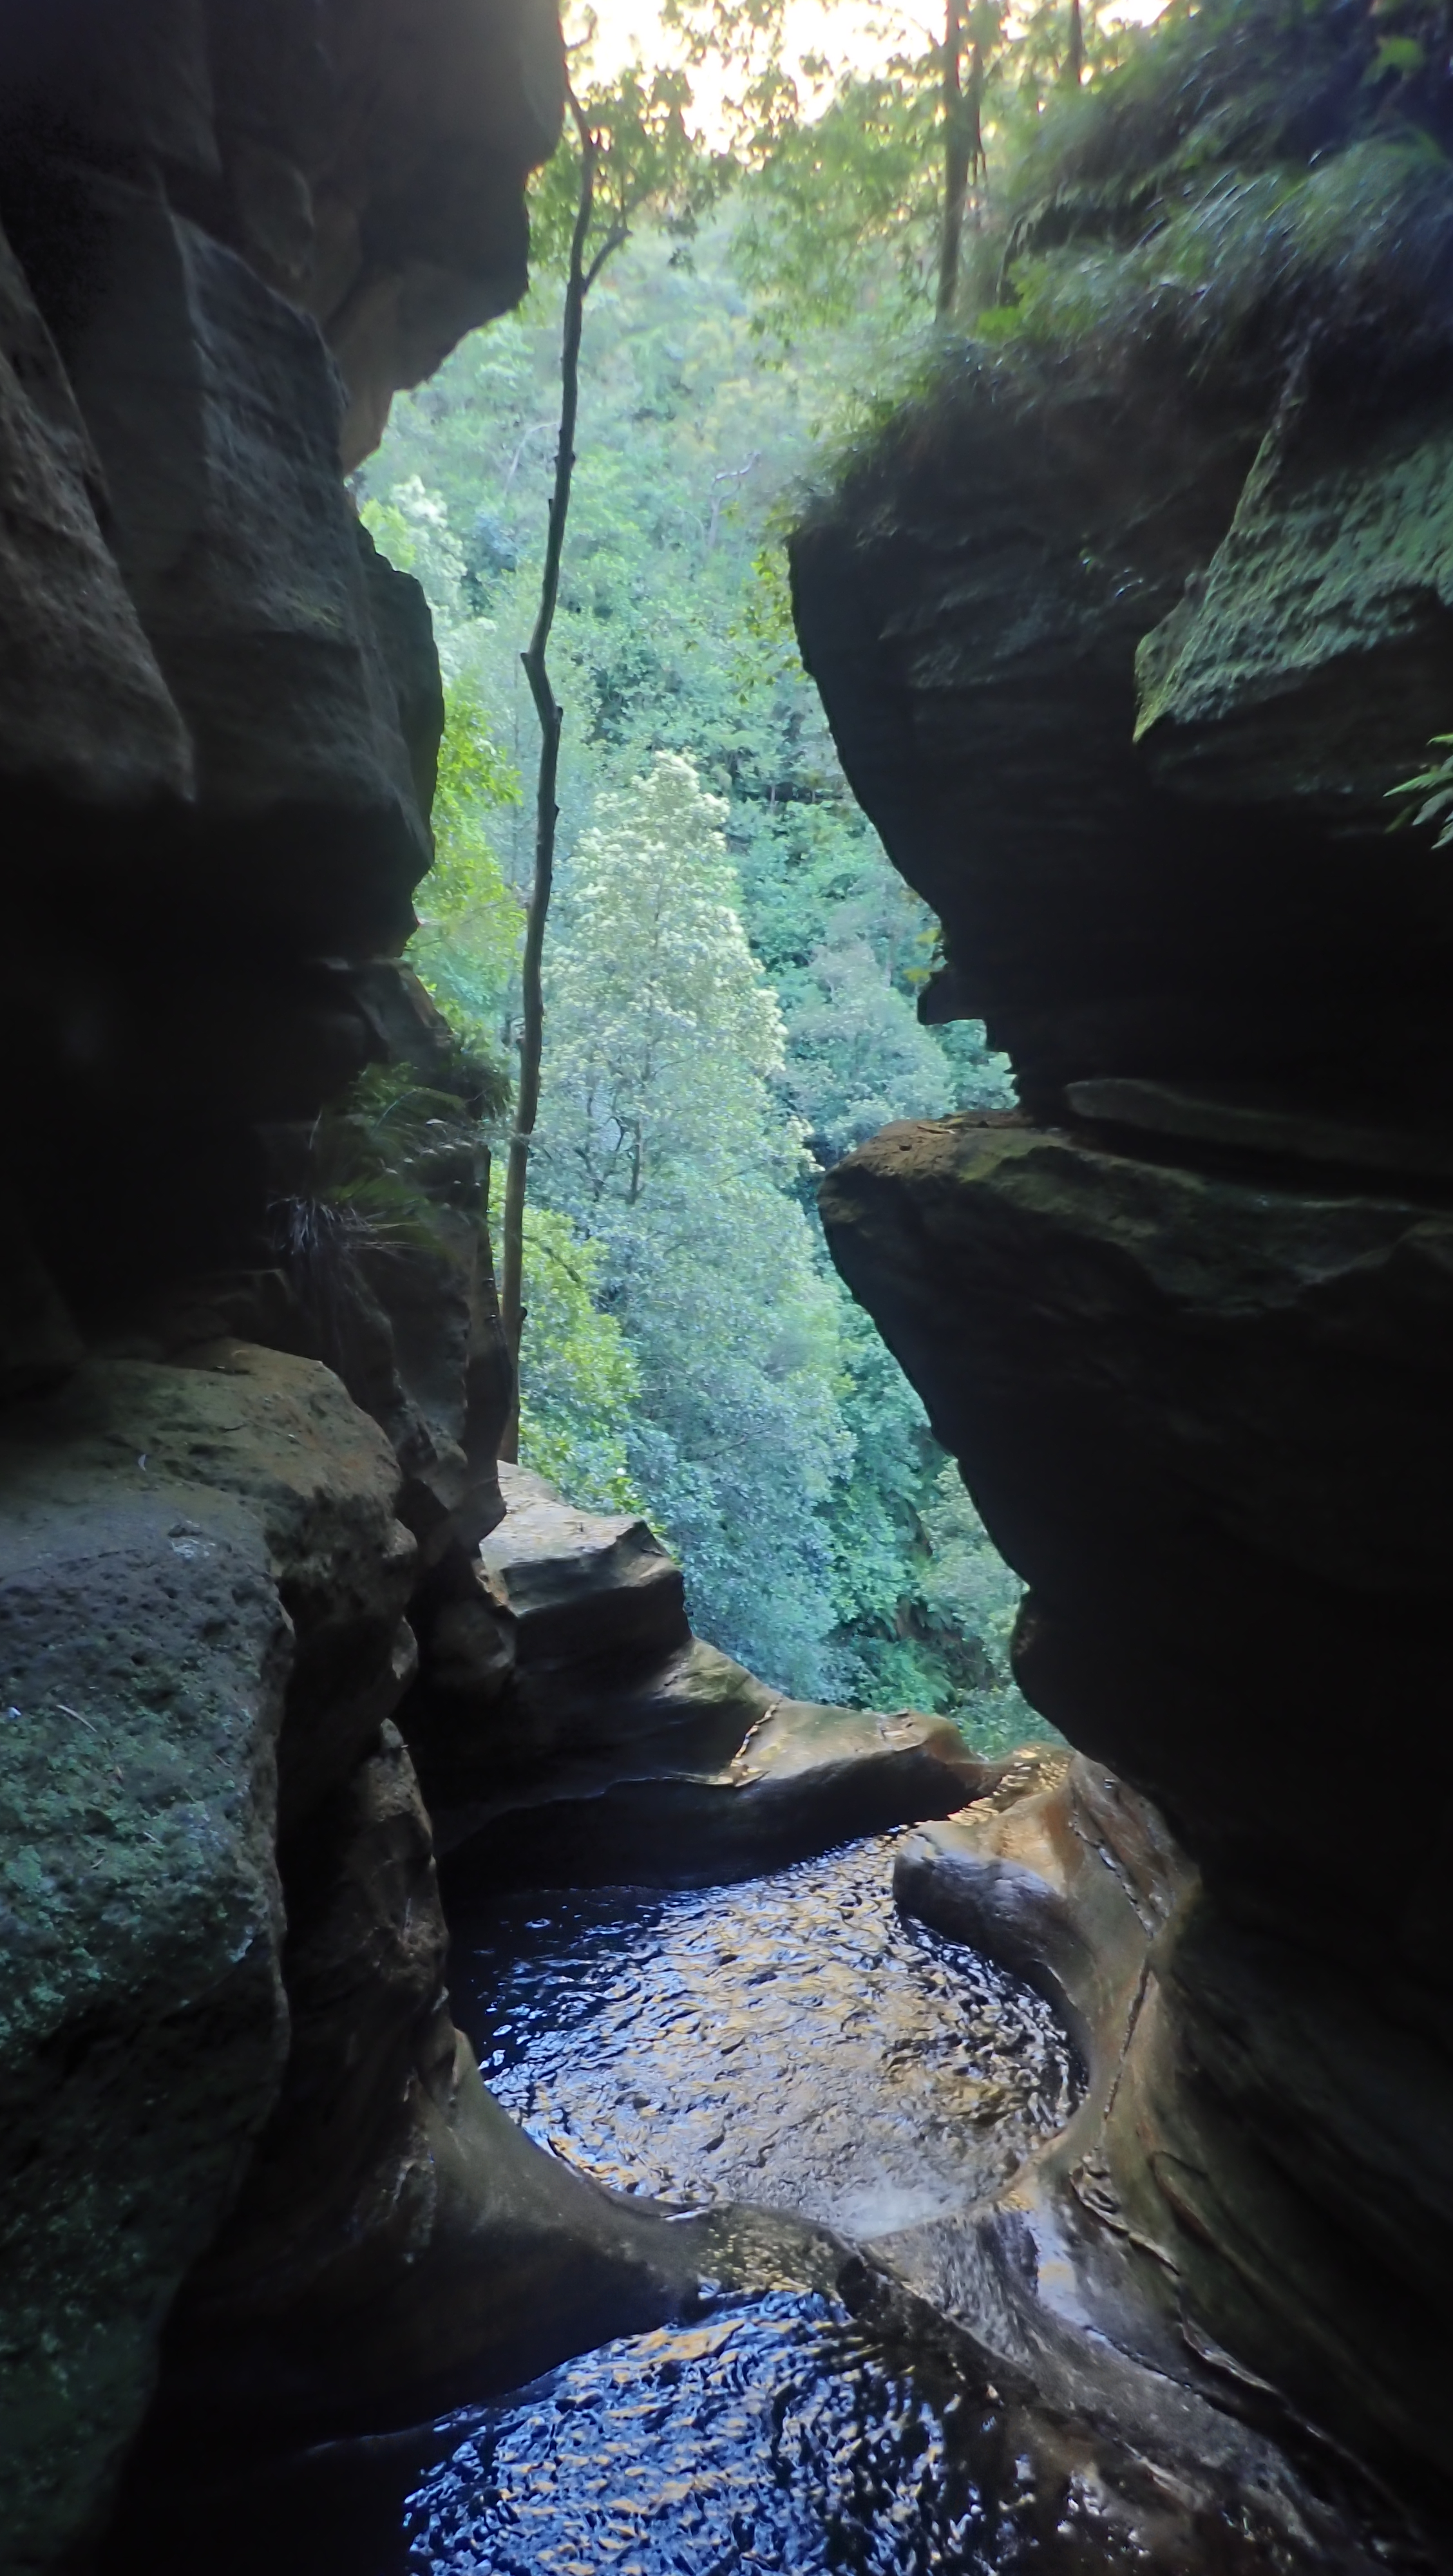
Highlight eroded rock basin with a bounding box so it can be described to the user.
[453,1833,1076,2237]
[107,1831,1435,2576]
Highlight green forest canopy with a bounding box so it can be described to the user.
[355,0,1201,1741]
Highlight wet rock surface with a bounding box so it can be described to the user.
[146,1722,717,2450]
[100,1786,1439,2576]
[408,1464,987,1880]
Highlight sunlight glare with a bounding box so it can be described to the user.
[584,0,1171,140]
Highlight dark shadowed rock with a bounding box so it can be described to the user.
[0,0,564,465]
[0,220,192,809]
[0,1344,412,2570]
[791,349,1453,1128]
[3,160,430,954]
[149,1720,716,2435]
[0,1203,82,1402]
[0,0,558,1345]
[0,1347,723,2564]
[875,1757,1443,2572]
[818,1095,1453,2486]
[795,43,1453,2502]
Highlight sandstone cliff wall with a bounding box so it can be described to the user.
[0,6,589,2564]
[795,0,1453,2497]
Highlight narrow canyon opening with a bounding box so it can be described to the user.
[2,2,1452,2572]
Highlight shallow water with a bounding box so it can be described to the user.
[105,1835,1430,2576]
[406,2291,984,2576]
[448,1832,1079,2238]
[405,2281,1427,2576]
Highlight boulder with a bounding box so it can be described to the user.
[403,1465,989,1884]
[404,1466,712,1800]
[479,1471,694,1732]
[0,1343,413,2570]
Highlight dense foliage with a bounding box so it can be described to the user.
[355,1,1162,1739]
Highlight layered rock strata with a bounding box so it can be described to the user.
[793,55,1453,2502]
[0,3,595,2565]
[0,0,560,1364]
[871,1756,1438,2573]
[407,1464,989,1884]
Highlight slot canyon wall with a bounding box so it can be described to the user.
[795,0,1453,2505]
[0,6,739,2566]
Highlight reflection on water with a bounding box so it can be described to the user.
[408,2292,983,2576]
[406,2287,1380,2576]
[448,1833,1078,2236]
[104,1835,1427,2576]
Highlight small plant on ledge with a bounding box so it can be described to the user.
[1390,731,1453,846]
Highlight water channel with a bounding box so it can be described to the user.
[111,1831,1434,2576]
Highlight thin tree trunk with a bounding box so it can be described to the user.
[1067,0,1084,84]
[936,0,967,323]
[498,91,598,1461]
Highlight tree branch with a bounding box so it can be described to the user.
[499,82,638,1458]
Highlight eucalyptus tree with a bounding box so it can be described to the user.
[537,753,851,1691]
[498,62,723,1455]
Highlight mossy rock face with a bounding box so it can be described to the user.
[0,1346,412,2573]
[0,1414,290,2570]
[795,6,1453,2466]
[1135,397,1453,811]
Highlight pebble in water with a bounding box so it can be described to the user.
[448,1832,1079,2239]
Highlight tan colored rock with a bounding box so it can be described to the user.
[880,1762,1434,2566]
[403,1464,989,1884]
[446,1693,995,1891]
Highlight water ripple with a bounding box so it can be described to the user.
[407,2292,984,2576]
[448,1832,1078,2236]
